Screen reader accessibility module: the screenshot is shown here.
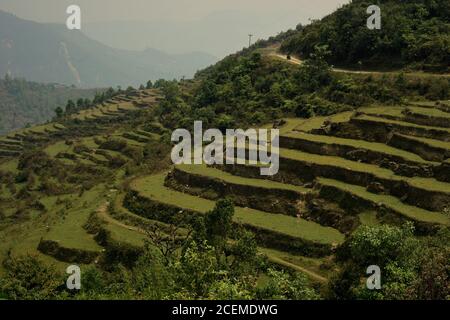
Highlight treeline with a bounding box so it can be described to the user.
[280,0,450,71]
[0,200,321,300]
[55,81,156,118]
[157,46,448,132]
[1,200,448,300]
[0,75,100,134]
[54,87,118,118]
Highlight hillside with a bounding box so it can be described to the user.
[0,2,449,300]
[0,10,217,88]
[280,0,450,71]
[0,76,100,135]
[0,74,448,299]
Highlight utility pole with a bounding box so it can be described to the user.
[248,34,253,47]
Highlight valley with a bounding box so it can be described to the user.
[0,0,449,301]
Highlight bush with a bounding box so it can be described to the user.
[99,138,128,151]
[0,254,63,300]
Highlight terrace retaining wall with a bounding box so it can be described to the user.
[123,190,334,257]
[167,168,303,216]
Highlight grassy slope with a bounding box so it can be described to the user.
[177,153,448,224]
[282,131,434,164]
[357,114,450,133]
[178,164,309,193]
[279,146,450,194]
[131,172,344,245]
[400,134,450,150]
[364,105,450,119]
[318,178,449,225]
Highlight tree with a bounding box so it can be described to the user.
[196,80,218,107]
[346,223,415,267]
[145,223,191,264]
[105,87,115,98]
[296,45,332,92]
[83,98,91,109]
[204,199,234,250]
[256,269,320,300]
[0,254,63,299]
[65,99,76,115]
[146,80,153,89]
[174,241,219,298]
[414,236,450,300]
[76,98,84,110]
[54,106,63,118]
[328,223,429,300]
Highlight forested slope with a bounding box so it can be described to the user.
[280,0,450,71]
[0,76,100,134]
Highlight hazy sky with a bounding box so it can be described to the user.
[0,0,348,23]
[0,0,350,56]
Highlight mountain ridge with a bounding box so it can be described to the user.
[0,10,217,88]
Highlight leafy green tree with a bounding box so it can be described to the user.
[256,269,320,300]
[207,279,253,300]
[76,98,84,109]
[345,223,415,267]
[204,199,234,250]
[54,106,64,118]
[327,223,445,300]
[414,248,450,300]
[296,45,332,92]
[65,99,76,115]
[196,80,218,107]
[83,98,91,109]
[105,87,115,98]
[173,241,219,298]
[0,254,63,299]
[130,245,176,299]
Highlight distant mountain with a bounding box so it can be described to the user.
[0,10,217,88]
[83,10,299,58]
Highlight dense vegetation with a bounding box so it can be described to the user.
[156,46,448,131]
[0,200,322,300]
[281,0,450,71]
[1,210,447,299]
[0,0,449,302]
[331,224,449,299]
[0,75,100,134]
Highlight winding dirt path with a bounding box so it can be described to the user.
[267,255,328,283]
[96,201,328,283]
[96,202,146,234]
[269,52,450,77]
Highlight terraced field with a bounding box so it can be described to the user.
[0,88,166,270]
[1,94,449,283]
[0,89,161,161]
[127,172,344,259]
[103,100,448,280]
